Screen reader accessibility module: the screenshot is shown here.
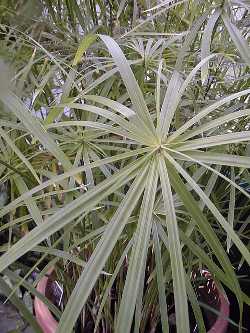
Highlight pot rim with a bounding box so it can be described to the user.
[34,268,58,333]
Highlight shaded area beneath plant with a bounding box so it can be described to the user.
[0,298,34,333]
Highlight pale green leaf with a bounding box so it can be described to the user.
[99,35,156,136]
[158,154,189,333]
[115,158,158,333]
[73,34,97,66]
[201,9,221,83]
[223,13,250,65]
[56,163,149,332]
[153,223,169,333]
[168,88,250,142]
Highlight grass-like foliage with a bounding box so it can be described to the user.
[0,0,250,332]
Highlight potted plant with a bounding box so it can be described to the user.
[0,1,250,332]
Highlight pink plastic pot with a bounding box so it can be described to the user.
[208,289,229,333]
[34,268,58,333]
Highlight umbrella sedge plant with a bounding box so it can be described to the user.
[0,1,250,332]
